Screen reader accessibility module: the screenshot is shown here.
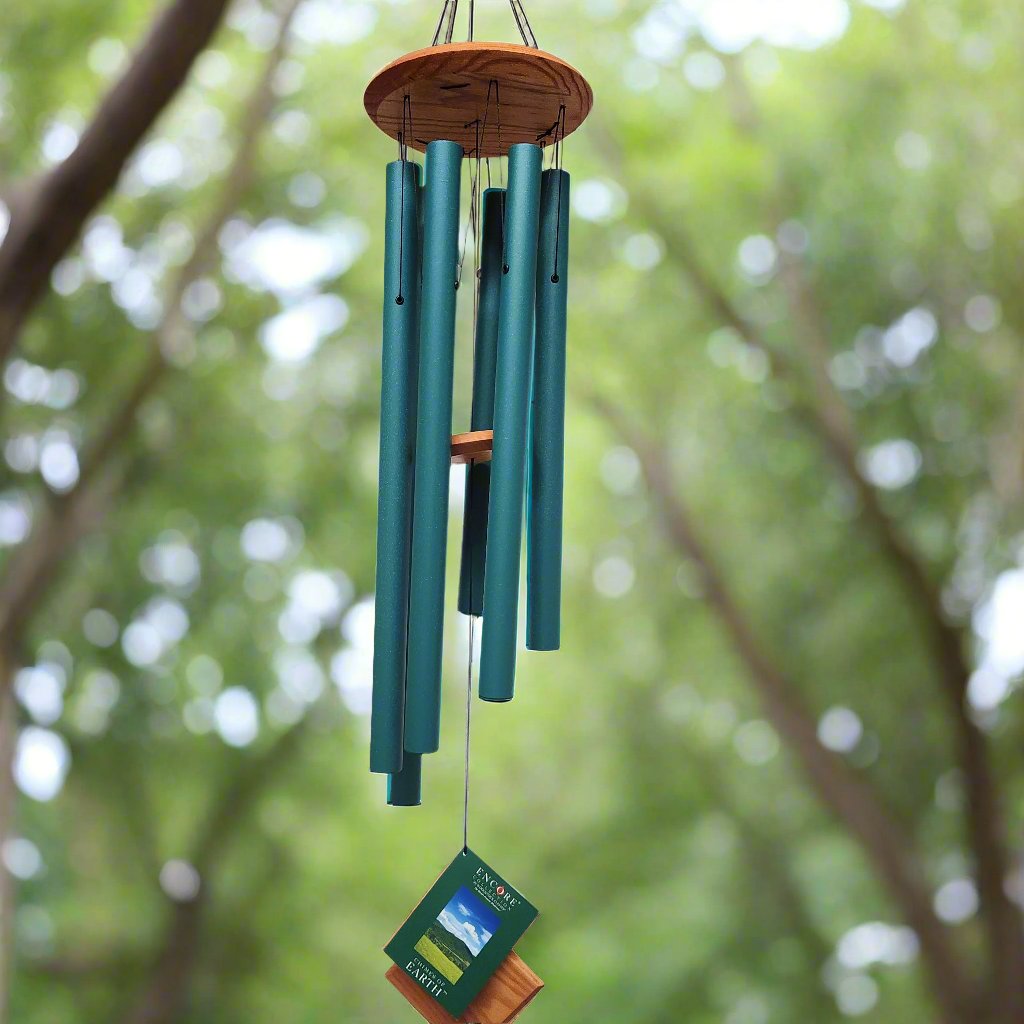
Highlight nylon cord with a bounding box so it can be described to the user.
[462,130,485,853]
[463,612,475,851]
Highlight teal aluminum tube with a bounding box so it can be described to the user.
[387,752,422,807]
[527,170,570,652]
[370,159,422,775]
[479,144,542,703]
[404,140,463,754]
[458,188,505,617]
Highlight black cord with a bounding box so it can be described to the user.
[445,0,459,44]
[431,1,450,46]
[509,1,539,48]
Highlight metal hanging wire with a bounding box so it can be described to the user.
[431,0,539,48]
[508,1,539,48]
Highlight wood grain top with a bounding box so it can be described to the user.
[364,43,592,158]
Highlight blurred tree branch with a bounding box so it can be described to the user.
[720,57,1024,1017]
[0,10,299,1019]
[589,393,977,1022]
[0,0,300,660]
[595,96,1022,1018]
[0,0,235,358]
[119,716,310,1024]
[0,684,16,1024]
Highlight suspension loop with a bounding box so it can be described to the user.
[509,1,539,48]
[431,2,450,46]
[432,0,538,49]
[445,0,459,44]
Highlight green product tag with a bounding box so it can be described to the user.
[385,848,539,1016]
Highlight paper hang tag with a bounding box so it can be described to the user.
[385,848,539,1019]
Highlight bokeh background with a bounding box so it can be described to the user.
[1,1,1023,1022]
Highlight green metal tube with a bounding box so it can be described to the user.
[527,170,570,652]
[404,140,463,754]
[458,188,505,617]
[479,144,542,703]
[387,752,422,807]
[370,159,422,775]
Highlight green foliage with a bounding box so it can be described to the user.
[2,1,1023,1023]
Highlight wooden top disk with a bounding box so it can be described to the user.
[364,42,593,158]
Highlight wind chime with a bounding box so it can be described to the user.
[365,4,591,1021]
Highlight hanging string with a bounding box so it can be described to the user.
[495,80,505,189]
[456,122,482,290]
[462,116,486,854]
[431,1,451,46]
[433,0,537,48]
[463,589,475,851]
[508,1,539,48]
[552,104,566,284]
[396,95,412,305]
[445,0,459,44]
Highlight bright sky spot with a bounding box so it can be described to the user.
[859,439,922,490]
[147,597,190,646]
[600,446,642,495]
[160,859,201,902]
[187,654,224,696]
[331,597,375,715]
[593,555,636,598]
[733,720,779,765]
[260,294,350,363]
[964,294,1001,333]
[87,38,127,77]
[41,119,79,165]
[15,727,70,802]
[121,621,164,667]
[83,216,131,282]
[895,131,932,171]
[934,877,978,923]
[836,974,879,1016]
[274,647,325,705]
[141,533,201,590]
[684,51,725,90]
[0,490,31,546]
[622,233,663,271]
[882,307,937,368]
[818,706,863,753]
[214,687,260,747]
[737,234,778,281]
[82,608,119,647]
[226,218,365,298]
[972,569,1024,704]
[39,433,80,493]
[134,139,185,189]
[72,669,120,735]
[293,1,377,46]
[241,517,295,562]
[288,172,327,209]
[2,837,43,880]
[573,180,626,223]
[5,359,80,409]
[14,664,65,726]
[288,570,349,622]
[836,921,918,969]
[635,0,851,58]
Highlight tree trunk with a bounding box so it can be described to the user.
[0,0,233,354]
